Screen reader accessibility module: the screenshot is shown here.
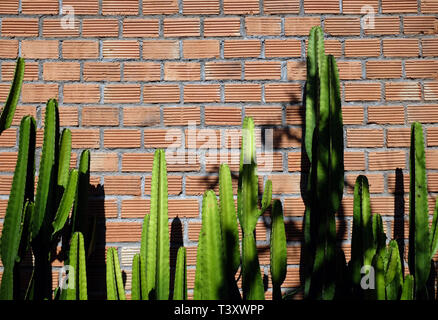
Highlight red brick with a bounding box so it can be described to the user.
[265,83,302,103]
[265,39,301,57]
[104,85,141,104]
[104,176,141,196]
[205,62,241,80]
[83,62,121,81]
[144,129,182,148]
[164,62,201,81]
[82,19,119,38]
[285,105,304,124]
[369,151,406,170]
[345,39,380,57]
[324,18,361,36]
[102,0,138,15]
[144,85,180,103]
[184,84,220,103]
[0,0,19,14]
[382,0,417,12]
[404,16,438,34]
[422,0,438,13]
[368,106,405,124]
[62,0,99,15]
[245,17,281,36]
[224,0,259,14]
[344,82,381,101]
[124,62,160,81]
[264,0,300,14]
[387,128,411,147]
[71,129,100,149]
[43,62,80,81]
[1,18,39,37]
[104,129,141,148]
[22,0,58,14]
[225,84,261,102]
[425,81,438,101]
[2,62,39,81]
[204,18,241,37]
[385,82,421,101]
[364,17,401,35]
[342,106,364,125]
[90,153,118,172]
[347,129,384,148]
[304,0,339,13]
[337,61,362,80]
[183,40,220,59]
[143,40,179,59]
[0,40,18,58]
[43,18,80,37]
[82,106,119,126]
[422,39,438,57]
[103,40,139,59]
[123,107,160,126]
[366,60,402,79]
[22,84,58,103]
[123,19,160,38]
[405,60,438,79]
[383,39,419,57]
[408,104,438,123]
[223,40,261,58]
[22,40,58,59]
[143,0,178,14]
[343,0,379,13]
[184,0,220,14]
[62,40,99,59]
[204,107,242,125]
[63,84,100,103]
[284,17,320,36]
[163,106,200,126]
[163,18,200,37]
[245,61,281,80]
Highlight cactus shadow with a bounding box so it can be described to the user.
[393,168,406,269]
[169,216,183,299]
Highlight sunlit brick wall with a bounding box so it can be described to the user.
[0,0,437,299]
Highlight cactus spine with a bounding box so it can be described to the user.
[238,117,272,300]
[106,247,126,300]
[173,247,187,300]
[146,149,170,300]
[408,122,438,298]
[194,190,228,300]
[0,116,36,299]
[0,57,25,135]
[270,200,287,300]
[304,25,344,300]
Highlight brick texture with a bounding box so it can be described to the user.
[0,0,437,300]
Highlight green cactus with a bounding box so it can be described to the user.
[173,247,187,300]
[146,149,170,300]
[0,116,36,299]
[106,247,126,300]
[303,25,344,300]
[270,200,287,300]
[384,240,403,300]
[0,57,25,135]
[194,190,228,300]
[401,275,414,300]
[65,232,87,300]
[373,248,386,300]
[350,175,375,296]
[408,122,438,298]
[219,163,241,299]
[131,253,141,300]
[237,117,272,300]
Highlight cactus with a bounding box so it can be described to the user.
[219,163,241,299]
[384,240,403,300]
[408,122,438,298]
[106,247,126,300]
[65,232,87,300]
[270,200,287,300]
[401,275,414,300]
[131,253,141,300]
[145,149,170,300]
[0,116,36,299]
[303,25,344,300]
[237,117,272,300]
[194,190,228,300]
[350,175,375,296]
[0,57,25,135]
[173,247,187,300]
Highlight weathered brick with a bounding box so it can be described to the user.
[163,18,200,37]
[43,62,80,81]
[104,129,141,148]
[164,62,201,81]
[124,62,160,81]
[83,62,121,81]
[22,0,58,14]
[62,40,99,59]
[102,0,138,15]
[184,0,220,14]
[204,18,241,37]
[224,0,259,14]
[82,106,119,126]
[205,62,241,80]
[324,18,361,36]
[104,85,141,104]
[245,61,281,80]
[123,106,160,126]
[63,84,100,103]
[184,84,220,103]
[143,40,179,59]
[143,0,178,14]
[103,40,140,59]
[264,0,300,14]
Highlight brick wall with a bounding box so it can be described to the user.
[0,0,437,299]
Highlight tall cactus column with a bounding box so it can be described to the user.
[303,26,344,300]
